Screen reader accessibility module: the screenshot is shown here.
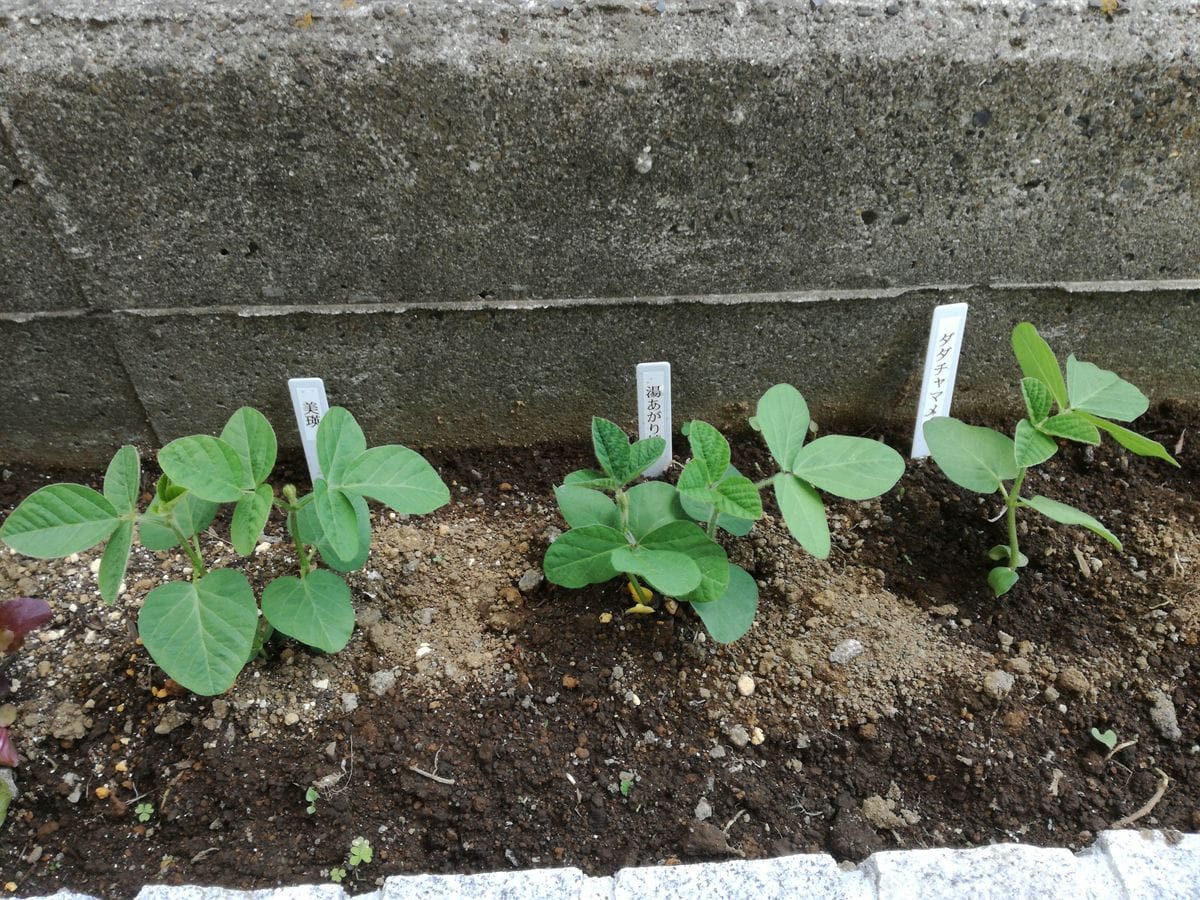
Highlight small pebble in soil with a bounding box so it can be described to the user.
[694,797,713,820]
[737,674,755,697]
[369,670,397,696]
[517,568,543,593]
[750,726,765,745]
[726,725,750,748]
[982,670,1015,700]
[1057,667,1090,695]
[341,693,359,714]
[829,639,865,666]
[1148,690,1182,741]
[284,712,300,726]
[709,744,726,759]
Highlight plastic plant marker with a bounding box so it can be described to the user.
[911,302,968,458]
[636,362,672,477]
[289,377,329,483]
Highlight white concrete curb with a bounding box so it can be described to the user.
[30,830,1200,900]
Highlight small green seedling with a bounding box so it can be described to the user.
[1090,727,1118,751]
[0,407,449,695]
[348,836,373,867]
[328,836,373,883]
[544,385,905,642]
[618,772,635,798]
[305,787,319,814]
[135,802,154,823]
[923,323,1177,597]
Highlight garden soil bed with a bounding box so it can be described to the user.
[0,410,1197,897]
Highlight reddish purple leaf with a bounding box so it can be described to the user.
[0,727,19,767]
[0,598,52,653]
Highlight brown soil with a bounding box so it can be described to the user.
[0,412,1197,897]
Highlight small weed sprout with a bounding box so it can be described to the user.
[135,802,154,823]
[329,836,372,882]
[304,787,319,814]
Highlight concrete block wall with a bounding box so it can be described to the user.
[2,0,1199,465]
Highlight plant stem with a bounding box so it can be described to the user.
[753,474,779,490]
[172,526,206,579]
[1005,468,1028,571]
[705,508,720,539]
[626,572,649,604]
[288,511,312,577]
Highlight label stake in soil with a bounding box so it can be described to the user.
[288,377,330,482]
[636,361,671,477]
[911,302,968,458]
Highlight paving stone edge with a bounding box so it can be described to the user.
[27,829,1200,900]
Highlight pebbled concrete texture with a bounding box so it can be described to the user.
[27,830,1200,899]
[1,0,1199,464]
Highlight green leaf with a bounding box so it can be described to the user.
[1014,419,1058,468]
[677,464,762,521]
[337,445,449,514]
[678,464,757,537]
[639,520,729,603]
[137,569,258,696]
[1,484,121,558]
[261,570,355,654]
[1038,412,1101,446]
[543,525,626,588]
[626,437,667,482]
[610,546,700,597]
[1079,414,1179,466]
[1066,355,1149,422]
[710,475,764,520]
[685,421,730,482]
[313,479,360,562]
[691,564,758,643]
[774,475,830,559]
[676,458,711,496]
[98,519,134,604]
[1021,377,1053,424]
[988,566,1020,597]
[987,545,1027,567]
[625,481,687,540]
[159,435,251,502]
[220,407,278,485]
[231,484,274,556]
[554,485,620,530]
[750,384,810,471]
[923,418,1017,494]
[296,492,371,573]
[791,436,905,500]
[0,774,10,826]
[316,407,367,483]
[1012,323,1068,409]
[103,446,141,514]
[591,418,631,482]
[139,494,218,551]
[1021,495,1121,550]
[563,469,619,491]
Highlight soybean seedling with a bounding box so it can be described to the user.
[544,385,905,642]
[923,323,1177,596]
[0,407,449,695]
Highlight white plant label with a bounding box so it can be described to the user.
[288,377,329,482]
[636,361,672,477]
[911,302,969,459]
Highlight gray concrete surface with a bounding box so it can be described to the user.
[27,830,1200,899]
[1,0,1199,464]
[2,281,1198,466]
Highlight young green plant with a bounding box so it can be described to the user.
[0,407,449,695]
[544,385,905,642]
[923,322,1177,597]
